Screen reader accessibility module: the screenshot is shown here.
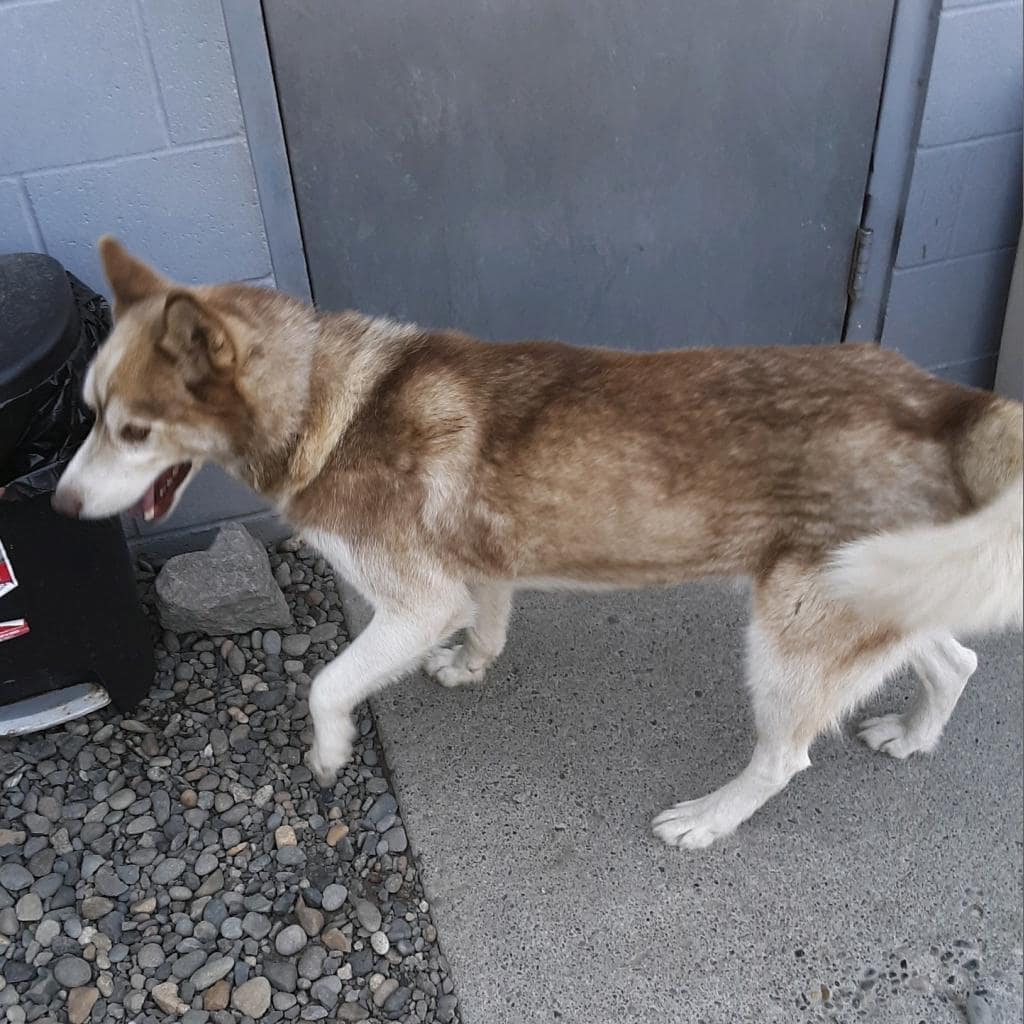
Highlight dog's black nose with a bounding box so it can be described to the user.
[52,488,83,518]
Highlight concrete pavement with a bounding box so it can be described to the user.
[366,583,1023,1024]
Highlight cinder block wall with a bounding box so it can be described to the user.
[0,0,281,552]
[883,0,1023,387]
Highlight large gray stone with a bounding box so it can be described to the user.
[155,524,292,635]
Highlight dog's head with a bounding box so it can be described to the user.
[53,238,256,522]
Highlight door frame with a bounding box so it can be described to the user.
[222,0,312,303]
[224,0,938,341]
[843,0,942,342]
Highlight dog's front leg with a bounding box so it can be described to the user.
[306,597,467,786]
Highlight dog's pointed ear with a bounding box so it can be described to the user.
[160,291,236,379]
[98,236,168,313]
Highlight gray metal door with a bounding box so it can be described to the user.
[264,1,895,349]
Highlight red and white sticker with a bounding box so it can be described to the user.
[0,618,29,644]
[0,539,16,600]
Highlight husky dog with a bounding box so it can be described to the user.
[55,237,1022,848]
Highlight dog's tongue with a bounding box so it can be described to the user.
[132,463,191,521]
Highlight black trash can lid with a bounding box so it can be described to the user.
[0,253,80,404]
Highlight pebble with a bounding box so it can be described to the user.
[296,901,324,937]
[321,928,351,953]
[354,900,382,934]
[242,911,273,939]
[384,985,412,1015]
[373,977,400,1008]
[311,975,342,1008]
[275,824,297,848]
[382,825,408,853]
[137,944,164,969]
[125,814,156,835]
[195,852,219,876]
[298,944,327,981]
[338,1004,371,1022]
[172,950,207,979]
[81,897,114,921]
[232,976,272,1018]
[322,883,348,912]
[367,794,398,825]
[200,978,229,1011]
[263,960,297,993]
[108,788,136,810]
[275,924,308,956]
[191,955,234,990]
[54,955,92,987]
[309,622,339,643]
[283,633,311,656]
[0,540,460,1024]
[277,845,306,867]
[15,893,42,921]
[326,823,349,847]
[227,644,246,674]
[151,981,189,1015]
[0,864,33,892]
[67,985,99,1024]
[95,867,127,897]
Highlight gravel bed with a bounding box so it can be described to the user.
[0,538,462,1024]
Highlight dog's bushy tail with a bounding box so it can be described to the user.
[827,398,1023,636]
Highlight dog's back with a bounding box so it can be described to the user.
[291,330,1018,603]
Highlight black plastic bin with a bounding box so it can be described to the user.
[0,253,154,734]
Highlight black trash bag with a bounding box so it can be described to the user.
[0,273,109,502]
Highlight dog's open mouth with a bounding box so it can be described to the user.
[131,462,192,522]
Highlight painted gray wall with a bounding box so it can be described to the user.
[882,0,1023,387]
[266,0,896,350]
[0,0,289,551]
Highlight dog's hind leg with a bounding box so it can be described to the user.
[307,589,471,787]
[653,559,913,849]
[859,634,977,759]
[424,583,514,688]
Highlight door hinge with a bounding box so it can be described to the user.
[847,226,873,303]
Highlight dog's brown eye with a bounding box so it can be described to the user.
[120,423,151,444]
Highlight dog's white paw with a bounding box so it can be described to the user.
[858,713,933,759]
[652,795,738,850]
[305,740,352,788]
[423,644,486,688]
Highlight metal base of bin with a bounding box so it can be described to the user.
[0,682,110,736]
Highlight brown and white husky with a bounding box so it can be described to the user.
[54,237,1023,848]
